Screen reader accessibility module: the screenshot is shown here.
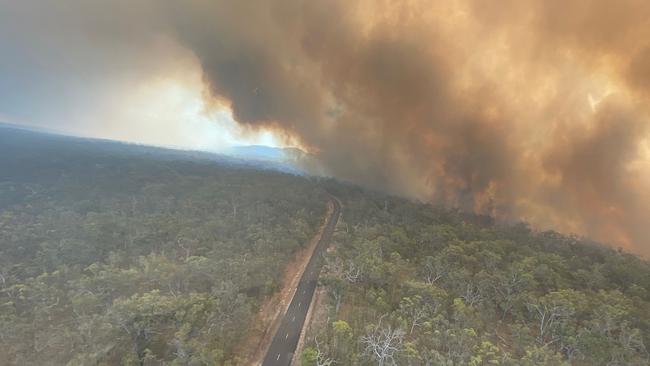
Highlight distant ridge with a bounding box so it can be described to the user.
[0,122,307,175]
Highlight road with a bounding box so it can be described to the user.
[261,194,341,366]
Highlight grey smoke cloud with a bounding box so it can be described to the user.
[1,0,649,254]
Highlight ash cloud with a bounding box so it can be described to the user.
[2,0,650,255]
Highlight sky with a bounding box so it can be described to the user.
[0,1,281,150]
[1,0,650,255]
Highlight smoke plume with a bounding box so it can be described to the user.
[2,0,649,254]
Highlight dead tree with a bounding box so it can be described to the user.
[361,317,404,366]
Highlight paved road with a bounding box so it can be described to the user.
[261,195,341,366]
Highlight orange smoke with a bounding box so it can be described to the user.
[183,0,650,255]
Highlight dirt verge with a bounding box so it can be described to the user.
[236,200,334,366]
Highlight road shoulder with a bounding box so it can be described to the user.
[237,200,334,366]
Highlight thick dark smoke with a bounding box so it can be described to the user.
[1,0,649,255]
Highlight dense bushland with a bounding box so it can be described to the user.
[0,128,326,365]
[303,185,650,365]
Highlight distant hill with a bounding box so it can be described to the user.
[225,145,289,161]
[0,123,308,176]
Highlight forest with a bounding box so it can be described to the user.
[301,184,650,365]
[1,126,649,366]
[0,127,326,365]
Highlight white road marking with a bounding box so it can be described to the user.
[292,316,296,322]
[285,333,289,339]
[277,353,281,361]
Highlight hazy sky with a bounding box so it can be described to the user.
[1,0,650,255]
[0,1,280,149]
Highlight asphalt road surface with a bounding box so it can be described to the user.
[261,195,341,366]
